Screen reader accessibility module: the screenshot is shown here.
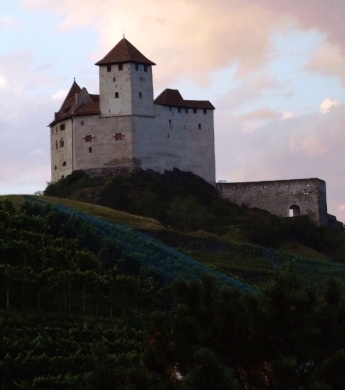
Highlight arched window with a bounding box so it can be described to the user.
[115,92,119,98]
[289,205,301,217]
[60,138,64,148]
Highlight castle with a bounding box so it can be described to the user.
[49,38,342,230]
[49,38,215,185]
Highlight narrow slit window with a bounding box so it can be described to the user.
[89,147,92,153]
[144,65,147,72]
[113,77,116,82]
[169,119,171,124]
[135,64,138,70]
[55,141,58,149]
[198,124,201,129]
[178,107,181,113]
[60,138,64,147]
[81,121,84,126]
[115,92,119,98]
[185,108,188,113]
[62,161,66,167]
[139,92,142,98]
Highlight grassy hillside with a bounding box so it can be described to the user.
[43,169,345,262]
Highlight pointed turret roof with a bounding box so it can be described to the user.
[61,80,81,106]
[95,38,155,66]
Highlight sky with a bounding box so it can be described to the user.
[0,0,344,221]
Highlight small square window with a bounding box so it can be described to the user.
[118,64,123,71]
[60,124,65,131]
[85,135,93,142]
[193,108,197,114]
[115,133,123,140]
[107,65,111,72]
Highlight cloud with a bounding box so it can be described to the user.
[216,103,345,219]
[305,42,345,84]
[52,88,68,101]
[319,98,339,114]
[21,0,289,87]
[236,108,281,121]
[282,111,294,119]
[0,15,20,29]
[0,75,7,88]
[0,50,62,193]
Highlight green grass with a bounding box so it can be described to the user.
[1,195,165,232]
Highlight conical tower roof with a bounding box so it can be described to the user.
[95,38,155,66]
[62,80,81,105]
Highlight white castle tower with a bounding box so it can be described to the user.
[49,38,216,184]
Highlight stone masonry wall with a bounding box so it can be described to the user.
[217,178,326,225]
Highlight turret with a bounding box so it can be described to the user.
[95,38,156,117]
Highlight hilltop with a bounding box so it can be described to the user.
[43,168,345,263]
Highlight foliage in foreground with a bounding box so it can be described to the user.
[1,198,345,389]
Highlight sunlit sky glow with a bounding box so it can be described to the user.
[0,0,344,221]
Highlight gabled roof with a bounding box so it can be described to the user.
[49,81,99,126]
[61,80,81,107]
[95,38,155,66]
[154,88,215,109]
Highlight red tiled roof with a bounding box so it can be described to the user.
[154,88,215,109]
[74,101,99,116]
[49,82,99,126]
[61,81,81,107]
[95,38,155,66]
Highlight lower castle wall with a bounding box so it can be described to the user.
[217,178,326,224]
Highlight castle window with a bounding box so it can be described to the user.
[118,64,123,71]
[60,124,65,131]
[107,65,111,72]
[169,107,172,111]
[114,133,123,141]
[168,134,170,138]
[63,106,71,114]
[54,165,57,170]
[178,107,181,113]
[198,124,201,129]
[81,121,84,126]
[185,108,188,113]
[169,119,171,124]
[55,141,58,149]
[144,65,147,72]
[139,92,142,98]
[62,161,66,167]
[113,77,116,82]
[115,92,119,98]
[135,64,138,71]
[60,138,64,148]
[203,108,207,114]
[193,108,197,114]
[84,135,95,142]
[89,147,92,153]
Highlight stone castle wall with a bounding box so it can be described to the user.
[217,178,342,230]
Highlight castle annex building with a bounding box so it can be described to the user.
[49,38,215,184]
